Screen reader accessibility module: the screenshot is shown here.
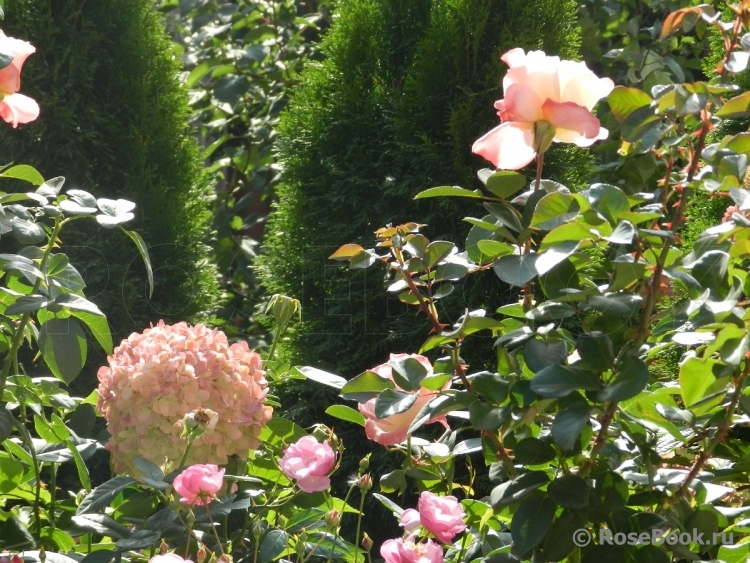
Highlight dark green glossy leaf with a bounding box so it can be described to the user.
[511,494,555,554]
[514,438,555,465]
[531,365,600,398]
[552,404,591,451]
[39,318,87,384]
[490,471,549,507]
[598,355,649,402]
[340,370,394,402]
[374,389,417,419]
[576,332,615,372]
[548,475,589,509]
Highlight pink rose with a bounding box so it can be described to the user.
[358,354,450,446]
[0,30,39,127]
[172,464,225,505]
[401,508,422,531]
[279,436,336,493]
[473,48,614,170]
[381,537,444,563]
[417,492,466,544]
[149,556,191,563]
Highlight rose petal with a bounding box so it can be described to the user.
[0,93,39,128]
[542,99,601,140]
[472,122,536,170]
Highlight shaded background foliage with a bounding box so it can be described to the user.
[0,0,219,397]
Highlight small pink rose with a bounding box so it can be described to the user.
[149,555,192,563]
[0,30,38,127]
[173,464,225,505]
[358,354,450,446]
[381,537,443,563]
[472,48,614,170]
[279,435,336,493]
[400,508,421,532]
[417,492,466,544]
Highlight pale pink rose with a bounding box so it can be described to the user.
[417,492,466,544]
[149,556,191,563]
[473,48,614,170]
[358,354,450,446]
[279,436,336,493]
[401,508,421,531]
[0,30,38,127]
[381,537,444,563]
[173,464,225,505]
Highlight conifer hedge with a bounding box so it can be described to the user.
[258,0,590,391]
[0,0,219,381]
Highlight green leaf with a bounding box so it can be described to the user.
[1,516,35,549]
[490,471,549,507]
[492,254,539,287]
[12,218,46,244]
[608,86,653,122]
[0,453,24,494]
[530,193,580,231]
[372,493,404,517]
[548,475,589,509]
[511,494,555,554]
[576,332,615,371]
[485,171,527,199]
[55,294,104,316]
[586,184,630,225]
[388,356,428,391]
[468,401,509,430]
[77,476,136,515]
[605,221,636,245]
[258,417,308,448]
[414,186,482,199]
[598,356,649,402]
[285,508,326,533]
[523,338,568,374]
[552,404,591,451]
[0,407,13,442]
[71,514,131,539]
[514,438,556,465]
[5,295,50,315]
[70,311,113,354]
[621,105,661,142]
[0,164,45,186]
[296,366,347,389]
[260,529,289,563]
[717,91,750,119]
[325,405,365,427]
[374,389,417,419]
[531,365,600,398]
[595,471,629,511]
[66,438,92,492]
[340,370,394,402]
[483,201,523,232]
[120,228,154,299]
[38,318,87,384]
[469,372,509,404]
[543,511,585,562]
[679,357,726,414]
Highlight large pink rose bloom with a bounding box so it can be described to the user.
[473,48,614,170]
[149,555,191,563]
[173,464,225,505]
[418,492,466,544]
[358,354,450,446]
[0,31,39,127]
[381,537,444,563]
[96,321,272,474]
[279,436,336,493]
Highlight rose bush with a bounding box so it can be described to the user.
[472,48,614,169]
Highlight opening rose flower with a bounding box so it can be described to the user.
[279,435,336,493]
[417,492,466,544]
[358,354,450,446]
[472,48,614,170]
[173,463,225,505]
[401,508,421,532]
[0,30,39,127]
[381,537,444,563]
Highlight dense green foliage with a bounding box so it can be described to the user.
[258,0,590,384]
[0,0,219,382]
[157,0,332,347]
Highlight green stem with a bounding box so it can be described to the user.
[49,463,58,527]
[178,440,193,470]
[353,489,367,561]
[203,502,226,555]
[14,419,42,539]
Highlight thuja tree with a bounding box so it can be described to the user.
[0,0,219,375]
[257,0,591,388]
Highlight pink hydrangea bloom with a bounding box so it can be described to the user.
[0,30,39,127]
[96,321,272,474]
[417,492,466,544]
[173,464,225,505]
[358,354,450,446]
[473,48,614,170]
[279,436,336,493]
[381,537,444,563]
[149,555,191,563]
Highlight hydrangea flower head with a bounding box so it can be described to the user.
[96,321,272,474]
